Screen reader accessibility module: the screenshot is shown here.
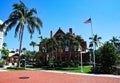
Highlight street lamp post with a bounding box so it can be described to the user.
[78,45,83,72]
[80,52,83,72]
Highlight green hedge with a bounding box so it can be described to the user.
[7,67,25,70]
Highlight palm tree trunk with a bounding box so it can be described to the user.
[17,25,24,67]
[33,46,35,51]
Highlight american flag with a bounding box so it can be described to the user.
[84,18,91,23]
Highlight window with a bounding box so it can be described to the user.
[65,46,69,51]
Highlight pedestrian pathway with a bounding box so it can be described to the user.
[0,69,119,83]
[0,67,7,72]
[40,70,120,78]
[0,70,119,83]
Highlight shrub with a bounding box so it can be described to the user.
[95,42,118,74]
[0,59,5,67]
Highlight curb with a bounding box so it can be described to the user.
[40,70,120,78]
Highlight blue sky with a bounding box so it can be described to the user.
[0,0,120,51]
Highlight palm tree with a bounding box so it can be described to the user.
[75,35,84,43]
[40,38,49,52]
[110,36,119,47]
[38,36,43,41]
[22,47,26,54]
[73,39,80,66]
[47,38,57,56]
[89,34,102,50]
[65,32,74,64]
[89,34,102,69]
[75,35,85,50]
[2,1,43,67]
[56,34,65,62]
[46,38,57,67]
[30,41,37,51]
[38,35,43,47]
[22,47,26,67]
[3,42,7,48]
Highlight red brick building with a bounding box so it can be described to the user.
[39,28,88,66]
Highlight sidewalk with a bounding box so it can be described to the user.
[40,70,120,78]
[0,70,119,83]
[0,67,7,72]
[1,67,120,78]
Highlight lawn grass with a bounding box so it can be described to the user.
[83,66,92,73]
[27,66,92,73]
[56,66,92,73]
[6,65,92,73]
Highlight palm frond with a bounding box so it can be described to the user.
[89,42,93,47]
[27,24,34,38]
[13,3,20,10]
[14,22,21,37]
[35,17,43,27]
[7,20,17,31]
[27,8,37,17]
[35,24,41,34]
[4,21,17,36]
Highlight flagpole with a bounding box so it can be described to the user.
[90,20,94,36]
[84,18,96,70]
[90,19,96,70]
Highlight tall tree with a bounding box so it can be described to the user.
[110,36,119,47]
[89,34,102,69]
[47,38,57,67]
[89,34,102,50]
[30,41,37,51]
[75,35,84,50]
[40,38,49,52]
[56,34,65,62]
[47,38,57,56]
[2,1,43,67]
[75,35,84,43]
[22,47,26,54]
[3,42,7,48]
[65,32,74,64]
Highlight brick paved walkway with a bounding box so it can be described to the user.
[0,70,119,83]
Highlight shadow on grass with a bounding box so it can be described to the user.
[7,67,25,70]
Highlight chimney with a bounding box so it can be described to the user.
[69,28,72,34]
[50,30,53,38]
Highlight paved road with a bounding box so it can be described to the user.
[0,70,119,83]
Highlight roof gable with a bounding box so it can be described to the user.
[53,28,65,38]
